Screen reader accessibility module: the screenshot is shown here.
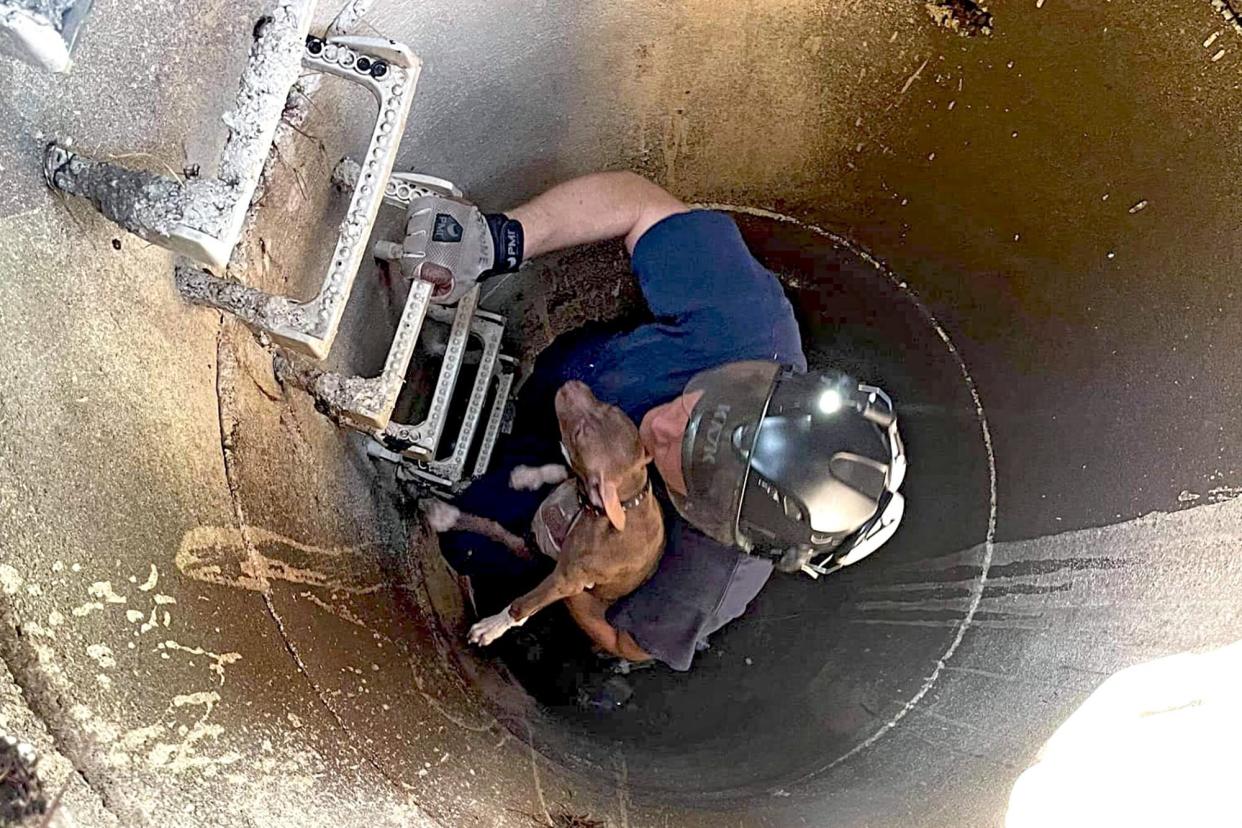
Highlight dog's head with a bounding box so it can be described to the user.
[555,381,651,532]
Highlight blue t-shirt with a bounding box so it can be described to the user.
[450,210,806,670]
[519,211,805,424]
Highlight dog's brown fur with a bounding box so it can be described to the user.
[511,380,664,616]
[431,381,664,650]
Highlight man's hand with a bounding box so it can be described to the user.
[384,173,686,302]
[378,195,524,305]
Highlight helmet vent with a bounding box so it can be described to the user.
[829,453,887,501]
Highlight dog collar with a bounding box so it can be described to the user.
[576,473,651,518]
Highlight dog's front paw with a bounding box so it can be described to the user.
[468,607,521,646]
[421,499,460,532]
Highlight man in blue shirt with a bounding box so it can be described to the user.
[427,172,906,672]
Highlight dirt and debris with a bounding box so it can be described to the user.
[900,58,930,94]
[509,808,604,828]
[550,812,604,828]
[42,2,311,261]
[925,0,994,36]
[270,351,361,428]
[0,736,46,824]
[174,262,302,336]
[1208,0,1242,35]
[553,814,603,828]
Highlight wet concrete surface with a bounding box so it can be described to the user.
[3,0,1242,826]
[808,1,1242,542]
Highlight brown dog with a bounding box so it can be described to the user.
[424,381,664,649]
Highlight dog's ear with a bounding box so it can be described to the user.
[590,473,626,532]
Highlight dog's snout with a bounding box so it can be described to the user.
[557,380,592,403]
[555,380,597,418]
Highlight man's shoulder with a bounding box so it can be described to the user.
[631,209,735,252]
[627,210,806,369]
[630,210,774,316]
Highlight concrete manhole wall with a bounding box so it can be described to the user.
[3,1,1242,827]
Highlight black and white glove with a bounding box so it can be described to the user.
[378,195,524,305]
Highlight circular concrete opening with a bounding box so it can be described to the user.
[461,212,994,802]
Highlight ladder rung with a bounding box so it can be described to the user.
[472,357,517,478]
[382,285,479,459]
[416,313,503,486]
[276,279,433,430]
[173,32,420,358]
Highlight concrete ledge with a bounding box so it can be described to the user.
[0,649,117,827]
[0,0,92,73]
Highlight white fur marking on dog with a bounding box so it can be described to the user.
[509,464,570,491]
[422,500,461,533]
[467,604,526,646]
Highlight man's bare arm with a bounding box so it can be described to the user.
[564,592,653,662]
[509,172,689,258]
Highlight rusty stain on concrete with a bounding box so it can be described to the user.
[175,525,388,594]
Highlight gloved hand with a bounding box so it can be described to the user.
[376,195,524,305]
